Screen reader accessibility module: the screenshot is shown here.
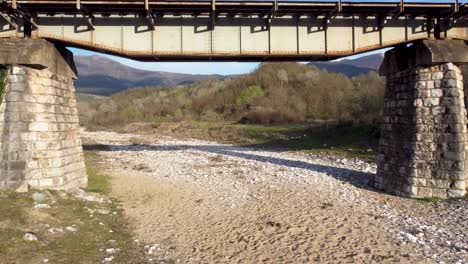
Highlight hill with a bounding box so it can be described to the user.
[308,54,384,77]
[74,55,225,95]
[77,62,385,129]
[74,53,384,95]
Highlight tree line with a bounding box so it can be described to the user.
[77,62,385,129]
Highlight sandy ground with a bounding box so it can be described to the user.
[82,131,467,264]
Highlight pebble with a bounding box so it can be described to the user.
[65,226,78,232]
[96,209,111,215]
[105,248,118,254]
[32,192,50,203]
[73,189,111,204]
[147,245,158,255]
[34,203,51,209]
[102,256,114,263]
[23,232,38,241]
[47,227,64,234]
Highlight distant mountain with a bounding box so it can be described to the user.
[308,53,384,77]
[74,55,224,95]
[74,53,384,95]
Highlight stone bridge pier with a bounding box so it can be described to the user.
[0,39,87,191]
[376,40,468,198]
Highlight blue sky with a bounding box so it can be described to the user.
[69,0,464,75]
[70,48,388,75]
[71,47,262,75]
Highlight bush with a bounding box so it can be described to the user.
[200,110,222,122]
[235,85,265,108]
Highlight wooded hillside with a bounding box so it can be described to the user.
[77,62,385,129]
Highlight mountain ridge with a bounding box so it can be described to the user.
[308,53,384,77]
[74,53,385,95]
[74,55,225,95]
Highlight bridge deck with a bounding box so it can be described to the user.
[0,1,467,61]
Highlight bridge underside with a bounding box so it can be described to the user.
[0,1,467,197]
[0,1,467,61]
[0,37,467,198]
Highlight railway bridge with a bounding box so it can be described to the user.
[0,0,467,198]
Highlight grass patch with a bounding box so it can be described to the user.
[84,151,109,194]
[105,119,379,161]
[229,123,307,134]
[247,123,380,162]
[0,153,145,263]
[175,121,378,162]
[412,197,444,203]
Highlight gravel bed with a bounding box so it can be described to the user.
[82,130,467,264]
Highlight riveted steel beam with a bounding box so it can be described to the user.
[0,1,466,62]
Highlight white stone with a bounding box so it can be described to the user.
[47,227,64,234]
[34,203,51,209]
[23,232,38,241]
[15,183,30,193]
[102,256,114,263]
[105,248,117,254]
[65,226,78,232]
[32,192,49,202]
[96,209,111,215]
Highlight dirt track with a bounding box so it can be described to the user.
[82,131,467,264]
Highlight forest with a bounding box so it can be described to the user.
[77,62,385,129]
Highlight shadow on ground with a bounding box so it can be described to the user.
[84,143,377,192]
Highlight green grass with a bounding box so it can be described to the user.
[84,151,109,194]
[213,122,378,162]
[251,123,380,162]
[0,152,145,264]
[152,121,379,162]
[412,197,444,203]
[413,194,468,203]
[229,123,307,133]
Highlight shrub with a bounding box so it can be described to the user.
[235,85,264,108]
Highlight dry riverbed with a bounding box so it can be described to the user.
[81,130,468,264]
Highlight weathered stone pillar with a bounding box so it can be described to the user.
[0,39,87,191]
[376,40,468,198]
